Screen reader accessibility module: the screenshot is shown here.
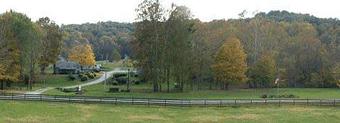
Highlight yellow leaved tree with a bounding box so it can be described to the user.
[0,64,5,81]
[68,44,96,67]
[212,37,247,89]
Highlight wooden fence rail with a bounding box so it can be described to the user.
[0,93,339,107]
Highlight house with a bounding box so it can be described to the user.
[54,57,81,74]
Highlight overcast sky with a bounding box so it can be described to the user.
[0,0,339,25]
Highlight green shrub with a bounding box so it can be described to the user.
[262,94,299,98]
[120,89,130,92]
[174,83,180,89]
[109,87,120,93]
[288,94,298,98]
[114,73,126,78]
[268,95,277,98]
[92,72,97,77]
[85,72,95,79]
[68,74,76,81]
[78,74,85,78]
[80,76,88,81]
[111,81,118,86]
[88,74,95,79]
[60,87,77,93]
[115,77,128,84]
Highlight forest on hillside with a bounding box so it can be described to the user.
[61,22,134,61]
[131,0,340,92]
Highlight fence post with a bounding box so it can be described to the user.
[11,93,13,100]
[334,99,336,106]
[250,99,252,105]
[115,98,117,105]
[147,98,150,107]
[131,97,134,105]
[164,99,167,107]
[279,99,281,106]
[219,100,222,107]
[307,99,309,105]
[234,99,237,106]
[204,99,207,107]
[24,94,26,100]
[320,99,322,106]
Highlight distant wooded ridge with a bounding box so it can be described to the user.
[61,10,340,61]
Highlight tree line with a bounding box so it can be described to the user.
[0,11,100,90]
[133,0,340,92]
[0,11,63,89]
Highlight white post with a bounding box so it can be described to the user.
[104,72,107,90]
[275,78,280,96]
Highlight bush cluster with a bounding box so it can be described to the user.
[68,74,77,81]
[261,94,298,98]
[78,72,97,81]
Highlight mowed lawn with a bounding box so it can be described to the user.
[46,83,340,99]
[0,101,339,123]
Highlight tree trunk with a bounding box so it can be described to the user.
[153,82,158,92]
[6,81,10,88]
[40,65,46,75]
[0,81,3,90]
[224,83,229,90]
[53,64,56,74]
[166,68,169,93]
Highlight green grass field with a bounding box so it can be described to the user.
[0,101,339,123]
[1,73,102,94]
[45,82,340,99]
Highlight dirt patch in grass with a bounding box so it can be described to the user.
[5,115,53,123]
[227,114,260,120]
[105,108,121,113]
[191,114,260,122]
[191,115,225,122]
[287,107,320,112]
[76,105,96,121]
[126,115,168,121]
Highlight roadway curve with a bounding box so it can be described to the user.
[25,68,129,95]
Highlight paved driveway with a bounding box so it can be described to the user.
[25,68,129,94]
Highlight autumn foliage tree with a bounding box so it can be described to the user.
[37,17,63,74]
[0,11,41,90]
[0,12,21,89]
[248,53,277,88]
[68,44,96,67]
[212,37,247,89]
